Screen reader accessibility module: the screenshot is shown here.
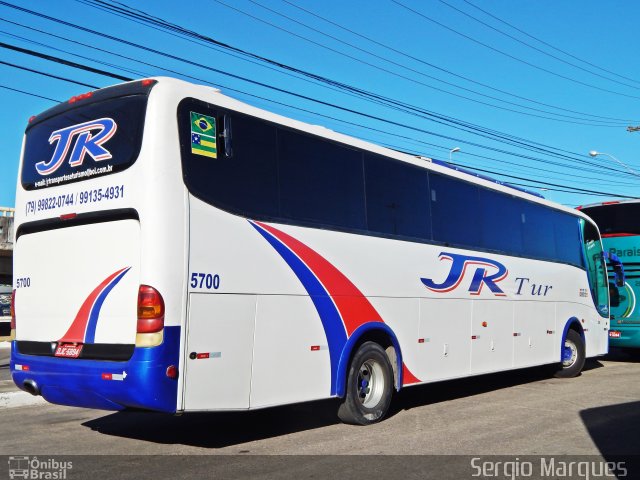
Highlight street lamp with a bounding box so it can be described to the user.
[449,147,460,163]
[589,150,640,177]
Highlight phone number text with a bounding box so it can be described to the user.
[25,185,125,215]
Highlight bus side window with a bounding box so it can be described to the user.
[364,153,431,240]
[430,173,480,249]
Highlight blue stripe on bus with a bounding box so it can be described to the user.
[84,267,131,344]
[250,222,347,395]
[11,326,181,412]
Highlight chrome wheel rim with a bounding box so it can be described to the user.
[562,340,578,368]
[357,359,385,408]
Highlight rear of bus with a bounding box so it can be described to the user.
[10,79,186,412]
[581,201,640,349]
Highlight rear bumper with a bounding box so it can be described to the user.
[10,326,180,413]
[609,326,640,349]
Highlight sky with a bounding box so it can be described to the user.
[1,0,640,209]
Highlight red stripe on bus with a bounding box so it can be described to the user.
[58,267,129,343]
[254,221,422,384]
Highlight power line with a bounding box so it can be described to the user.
[0,83,59,102]
[209,0,628,126]
[220,85,640,188]
[1,1,637,195]
[1,55,635,197]
[392,0,640,101]
[279,0,640,124]
[241,0,630,126]
[0,59,99,88]
[58,1,639,173]
[0,41,130,81]
[0,25,150,78]
[461,0,640,87]
[437,0,640,91]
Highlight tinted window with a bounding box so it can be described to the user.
[430,174,480,248]
[480,189,524,253]
[279,129,366,229]
[581,203,640,235]
[364,154,430,239]
[522,203,556,259]
[179,100,279,217]
[178,99,585,268]
[22,95,148,190]
[554,212,583,266]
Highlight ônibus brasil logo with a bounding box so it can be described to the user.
[421,252,508,296]
[35,118,117,176]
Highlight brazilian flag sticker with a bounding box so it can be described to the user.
[190,112,217,158]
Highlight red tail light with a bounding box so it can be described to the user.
[137,285,164,333]
[68,91,93,104]
[10,289,16,330]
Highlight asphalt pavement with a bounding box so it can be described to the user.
[1,348,639,456]
[1,345,640,479]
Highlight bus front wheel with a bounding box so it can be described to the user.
[338,341,394,425]
[554,329,585,378]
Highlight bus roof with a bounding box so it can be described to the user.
[25,76,595,225]
[578,198,640,210]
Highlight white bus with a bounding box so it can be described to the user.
[10,77,609,424]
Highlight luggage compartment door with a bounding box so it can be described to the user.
[183,293,256,410]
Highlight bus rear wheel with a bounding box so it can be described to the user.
[554,329,585,378]
[338,341,394,425]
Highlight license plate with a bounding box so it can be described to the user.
[609,331,621,338]
[55,343,83,358]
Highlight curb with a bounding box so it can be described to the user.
[0,390,47,409]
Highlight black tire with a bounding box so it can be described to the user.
[554,329,586,378]
[337,341,394,425]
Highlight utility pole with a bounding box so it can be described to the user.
[628,126,640,132]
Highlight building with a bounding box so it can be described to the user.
[0,207,14,285]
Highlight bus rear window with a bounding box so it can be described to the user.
[581,203,640,236]
[21,95,148,190]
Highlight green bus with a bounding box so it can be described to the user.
[581,200,638,349]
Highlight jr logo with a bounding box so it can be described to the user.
[35,117,117,176]
[421,252,508,296]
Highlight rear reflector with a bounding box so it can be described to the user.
[60,213,77,221]
[137,317,164,334]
